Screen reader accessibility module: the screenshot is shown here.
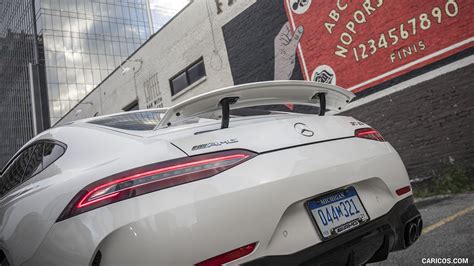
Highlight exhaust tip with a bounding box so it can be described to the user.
[404,217,422,247]
[408,223,418,243]
[416,217,423,237]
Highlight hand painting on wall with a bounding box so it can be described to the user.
[274,22,304,80]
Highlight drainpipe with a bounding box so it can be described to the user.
[28,63,38,136]
[145,0,155,32]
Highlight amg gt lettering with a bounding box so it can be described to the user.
[191,139,238,151]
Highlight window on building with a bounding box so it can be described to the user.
[123,99,139,111]
[170,58,206,96]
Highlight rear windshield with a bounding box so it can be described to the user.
[167,104,322,128]
[87,105,321,130]
[88,111,163,130]
[230,104,320,116]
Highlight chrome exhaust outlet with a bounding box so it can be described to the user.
[416,217,423,237]
[404,217,422,247]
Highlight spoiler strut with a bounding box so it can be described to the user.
[315,93,326,116]
[219,97,239,129]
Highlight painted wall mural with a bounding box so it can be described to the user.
[223,1,304,85]
[223,0,473,94]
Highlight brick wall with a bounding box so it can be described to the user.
[342,64,474,178]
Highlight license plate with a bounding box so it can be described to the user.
[306,187,369,239]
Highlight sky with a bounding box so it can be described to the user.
[149,0,190,32]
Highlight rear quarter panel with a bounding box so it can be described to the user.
[0,125,186,265]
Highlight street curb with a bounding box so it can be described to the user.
[414,192,474,208]
[414,194,452,204]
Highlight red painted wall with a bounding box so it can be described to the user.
[285,0,473,93]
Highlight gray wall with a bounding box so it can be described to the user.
[343,64,474,178]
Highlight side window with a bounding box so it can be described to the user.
[10,145,36,182]
[25,142,65,178]
[0,145,36,194]
[0,141,65,198]
[41,142,65,172]
[24,143,45,178]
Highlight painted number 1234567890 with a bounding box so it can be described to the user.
[353,0,459,62]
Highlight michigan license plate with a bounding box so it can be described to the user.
[307,187,369,239]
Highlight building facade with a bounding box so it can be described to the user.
[0,1,48,168]
[53,0,474,179]
[35,0,154,124]
[148,0,190,32]
[0,0,161,167]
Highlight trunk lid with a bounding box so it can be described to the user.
[156,80,357,155]
[167,115,362,156]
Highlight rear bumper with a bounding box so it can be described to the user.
[245,196,421,266]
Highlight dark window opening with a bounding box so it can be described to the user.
[123,99,139,111]
[170,58,206,96]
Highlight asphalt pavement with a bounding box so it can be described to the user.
[370,193,474,265]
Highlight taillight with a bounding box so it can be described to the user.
[396,185,412,196]
[355,128,385,141]
[57,150,255,222]
[196,243,257,266]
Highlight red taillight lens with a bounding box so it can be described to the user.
[355,128,385,141]
[57,150,255,222]
[196,243,257,266]
[396,185,412,196]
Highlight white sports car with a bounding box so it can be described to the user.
[0,81,421,265]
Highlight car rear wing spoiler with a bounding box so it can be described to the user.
[154,80,355,130]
